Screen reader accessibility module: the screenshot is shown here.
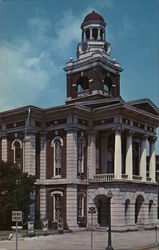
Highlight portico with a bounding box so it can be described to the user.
[88,122,157,183]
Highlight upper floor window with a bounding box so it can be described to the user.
[92,28,98,40]
[86,29,90,40]
[11,139,23,167]
[77,137,86,176]
[104,77,112,93]
[77,76,89,94]
[51,137,63,177]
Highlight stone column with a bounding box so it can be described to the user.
[125,131,133,180]
[114,128,122,179]
[139,136,147,181]
[24,134,36,175]
[149,137,156,182]
[83,30,86,41]
[101,136,107,174]
[97,28,101,40]
[40,187,46,219]
[2,137,7,162]
[66,130,77,181]
[102,30,105,41]
[111,192,125,230]
[87,132,96,179]
[90,28,93,40]
[66,185,78,229]
[40,134,46,180]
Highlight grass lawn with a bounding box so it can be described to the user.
[0,229,65,238]
[0,230,28,237]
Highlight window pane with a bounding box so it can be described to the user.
[54,194,62,220]
[54,139,62,176]
[77,139,85,174]
[14,141,21,166]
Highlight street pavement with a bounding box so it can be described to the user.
[0,229,159,250]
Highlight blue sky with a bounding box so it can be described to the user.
[0,0,159,152]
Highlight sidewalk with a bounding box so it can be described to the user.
[0,229,158,250]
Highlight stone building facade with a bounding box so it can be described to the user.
[0,11,159,231]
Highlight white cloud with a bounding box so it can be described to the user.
[0,10,85,111]
[0,7,113,111]
[95,0,113,8]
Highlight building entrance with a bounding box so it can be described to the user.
[94,195,109,227]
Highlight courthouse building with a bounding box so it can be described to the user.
[0,11,159,231]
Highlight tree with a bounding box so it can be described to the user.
[0,162,35,230]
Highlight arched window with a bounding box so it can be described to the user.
[86,29,90,40]
[77,192,86,223]
[51,137,63,177]
[77,137,86,176]
[149,200,153,219]
[135,195,144,224]
[92,28,98,40]
[100,29,104,40]
[11,139,23,167]
[77,76,89,94]
[104,77,112,93]
[125,199,130,224]
[51,191,63,221]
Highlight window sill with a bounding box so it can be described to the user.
[52,176,62,179]
[77,174,86,179]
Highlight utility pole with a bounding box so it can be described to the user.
[88,206,96,250]
[106,191,114,250]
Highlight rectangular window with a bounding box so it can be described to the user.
[54,140,62,177]
[78,194,85,219]
[77,139,85,175]
[53,194,62,221]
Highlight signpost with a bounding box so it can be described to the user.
[12,211,22,250]
[88,206,96,250]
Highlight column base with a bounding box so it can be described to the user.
[106,246,114,250]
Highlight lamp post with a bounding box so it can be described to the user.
[106,191,114,250]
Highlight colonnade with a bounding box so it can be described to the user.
[83,27,105,41]
[88,128,156,182]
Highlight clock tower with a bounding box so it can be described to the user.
[64,11,123,104]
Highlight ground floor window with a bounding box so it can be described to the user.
[94,194,109,227]
[52,193,63,221]
[77,193,86,225]
[125,199,130,223]
[149,200,153,220]
[135,195,144,224]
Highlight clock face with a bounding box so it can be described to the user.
[82,42,88,52]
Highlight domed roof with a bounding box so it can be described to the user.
[83,11,105,24]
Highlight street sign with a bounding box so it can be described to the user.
[88,206,96,214]
[12,211,22,222]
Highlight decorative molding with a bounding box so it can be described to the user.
[11,138,23,150]
[51,136,63,147]
[50,190,64,196]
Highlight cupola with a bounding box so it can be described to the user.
[64,11,123,104]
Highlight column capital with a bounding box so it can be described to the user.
[113,126,122,135]
[140,134,148,141]
[0,131,7,138]
[88,130,98,135]
[126,129,135,136]
[64,126,79,133]
[40,132,47,136]
[148,136,157,143]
